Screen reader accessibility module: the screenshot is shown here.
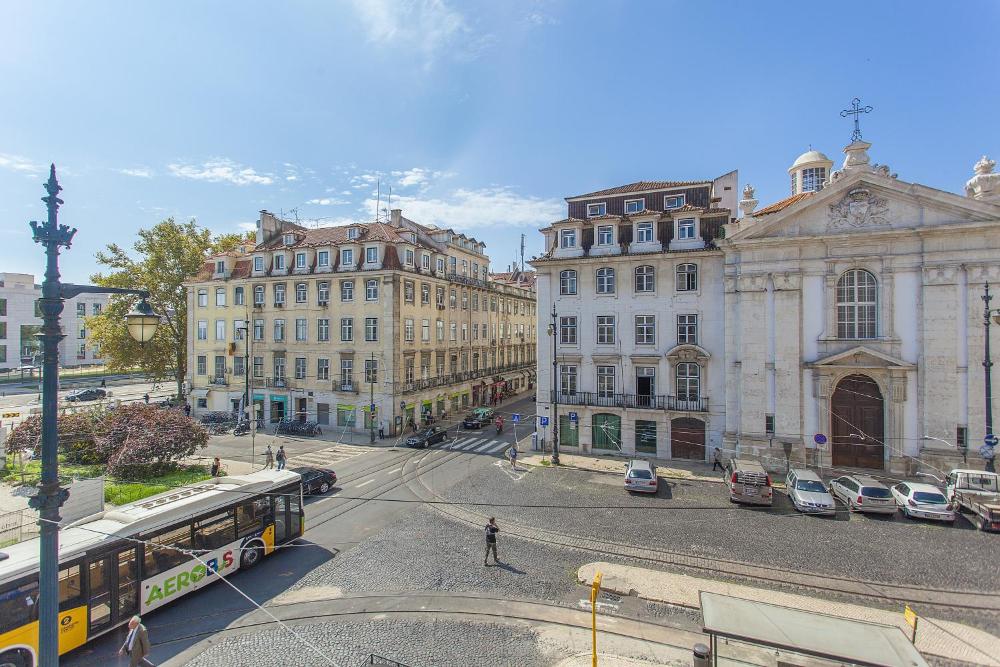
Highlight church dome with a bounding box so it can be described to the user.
[788,148,834,195]
[790,149,831,170]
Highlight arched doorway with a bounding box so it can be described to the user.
[671,417,705,460]
[831,374,885,469]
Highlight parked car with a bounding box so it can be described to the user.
[291,466,337,495]
[946,469,1000,531]
[65,388,107,402]
[462,408,494,429]
[276,420,323,436]
[725,458,773,506]
[624,459,658,494]
[830,475,896,514]
[405,426,448,449]
[890,482,955,523]
[785,468,836,515]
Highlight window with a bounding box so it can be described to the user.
[449,322,457,341]
[77,302,86,316]
[765,414,775,436]
[341,248,354,267]
[294,283,307,303]
[273,283,285,305]
[340,359,353,388]
[676,363,700,400]
[234,286,245,305]
[676,263,698,291]
[196,355,207,375]
[403,281,415,304]
[677,314,698,345]
[295,357,306,379]
[236,498,270,539]
[421,283,430,304]
[197,289,207,307]
[559,229,577,248]
[801,167,827,193]
[677,218,696,240]
[421,253,430,270]
[197,320,208,340]
[837,269,878,339]
[366,279,378,301]
[597,366,616,397]
[214,355,225,378]
[348,226,359,240]
[401,248,413,266]
[341,318,353,341]
[194,511,235,551]
[295,318,307,341]
[253,256,264,272]
[449,289,457,308]
[559,364,578,395]
[596,267,615,294]
[253,285,265,305]
[664,194,686,209]
[635,315,655,345]
[273,357,286,380]
[559,316,577,345]
[366,247,378,264]
[586,203,606,217]
[437,257,445,273]
[405,318,414,342]
[365,317,378,341]
[284,233,295,246]
[636,221,654,243]
[318,318,330,341]
[215,320,225,341]
[596,316,616,345]
[274,254,285,271]
[253,356,264,377]
[273,319,285,341]
[436,319,444,341]
[340,280,354,302]
[318,281,330,303]
[317,250,330,267]
[143,526,193,577]
[559,270,577,295]
[449,256,457,274]
[624,199,644,214]
[597,225,614,245]
[295,252,306,269]
[78,327,86,340]
[253,319,264,341]
[634,265,655,293]
[233,356,245,376]
[461,323,468,341]
[957,426,968,453]
[365,358,378,384]
[435,286,445,307]
[462,291,468,309]
[92,302,102,315]
[421,319,430,341]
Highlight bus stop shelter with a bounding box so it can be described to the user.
[700,592,928,667]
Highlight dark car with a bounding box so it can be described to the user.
[65,388,107,402]
[292,466,337,495]
[461,409,493,429]
[405,426,448,448]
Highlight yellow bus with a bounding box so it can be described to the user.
[0,469,303,667]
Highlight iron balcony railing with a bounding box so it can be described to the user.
[549,391,708,412]
[399,362,536,393]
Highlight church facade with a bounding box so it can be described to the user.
[721,139,1000,474]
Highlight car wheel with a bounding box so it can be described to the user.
[319,482,330,494]
[241,545,263,569]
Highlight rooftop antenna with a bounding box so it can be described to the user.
[520,233,525,273]
[375,178,381,222]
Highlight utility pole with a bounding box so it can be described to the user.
[984,284,997,472]
[550,302,560,465]
[369,351,376,444]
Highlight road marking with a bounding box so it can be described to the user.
[458,439,487,451]
[470,440,499,452]
[355,479,375,488]
[494,459,528,481]
[387,468,402,475]
[485,441,509,453]
[446,437,474,450]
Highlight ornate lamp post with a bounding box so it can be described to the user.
[548,303,560,465]
[982,284,1000,472]
[28,165,160,667]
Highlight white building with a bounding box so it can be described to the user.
[532,175,737,460]
[723,140,1000,474]
[0,272,109,371]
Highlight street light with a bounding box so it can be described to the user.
[981,283,1000,473]
[28,165,160,667]
[548,303,559,465]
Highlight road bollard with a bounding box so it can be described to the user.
[692,643,711,667]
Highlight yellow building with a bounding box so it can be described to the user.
[184,209,536,435]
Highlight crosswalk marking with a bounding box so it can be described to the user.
[485,441,509,453]
[458,438,487,451]
[425,437,510,456]
[469,440,498,452]
[450,437,477,449]
[287,444,379,468]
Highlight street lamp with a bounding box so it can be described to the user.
[981,284,1000,473]
[548,303,559,465]
[28,165,160,667]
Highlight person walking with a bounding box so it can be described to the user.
[210,457,221,477]
[100,378,106,388]
[183,403,191,416]
[143,393,150,404]
[484,517,500,566]
[276,446,287,470]
[712,447,724,472]
[378,419,385,439]
[264,445,274,469]
[118,615,155,666]
[508,443,518,470]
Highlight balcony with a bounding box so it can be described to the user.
[337,379,359,394]
[209,376,229,386]
[549,391,708,413]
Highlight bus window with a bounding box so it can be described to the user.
[143,525,194,577]
[0,579,39,634]
[88,557,112,633]
[194,511,236,550]
[236,499,270,538]
[117,548,138,620]
[59,564,84,610]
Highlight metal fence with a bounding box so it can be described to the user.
[0,510,38,547]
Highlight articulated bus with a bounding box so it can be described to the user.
[0,469,303,667]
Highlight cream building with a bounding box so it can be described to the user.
[185,210,536,435]
[723,139,1000,474]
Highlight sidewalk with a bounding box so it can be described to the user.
[578,562,1000,666]
[520,450,724,484]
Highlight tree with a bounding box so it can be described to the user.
[88,218,243,397]
[97,403,208,479]
[5,411,97,461]
[211,230,256,253]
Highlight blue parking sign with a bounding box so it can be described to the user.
[569,411,578,422]
[512,413,520,424]
[539,416,549,426]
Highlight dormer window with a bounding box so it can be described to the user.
[347,227,359,240]
[273,254,285,271]
[677,218,696,240]
[215,260,225,274]
[586,203,606,218]
[624,199,644,214]
[341,248,354,267]
[295,252,306,269]
[559,229,577,248]
[365,247,378,263]
[283,233,295,246]
[405,249,414,265]
[597,225,614,245]
[253,256,264,272]
[636,222,654,243]
[664,194,686,209]
[437,257,445,273]
[317,250,330,267]
[421,253,430,270]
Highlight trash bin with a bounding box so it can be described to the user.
[692,643,711,667]
[532,433,539,451]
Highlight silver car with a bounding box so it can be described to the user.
[891,482,956,523]
[786,468,836,515]
[830,475,896,514]
[624,459,658,494]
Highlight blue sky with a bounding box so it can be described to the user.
[1,1,998,283]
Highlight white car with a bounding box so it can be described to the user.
[829,475,896,514]
[624,459,658,494]
[891,482,956,523]
[786,468,836,515]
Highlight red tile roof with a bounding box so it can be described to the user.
[568,180,709,199]
[256,221,432,251]
[753,192,814,217]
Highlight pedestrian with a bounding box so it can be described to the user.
[264,445,274,469]
[183,403,191,416]
[100,378,106,388]
[508,443,518,469]
[143,393,149,404]
[712,447,724,472]
[484,517,500,566]
[210,457,221,477]
[378,419,385,439]
[118,615,155,666]
[276,446,287,470]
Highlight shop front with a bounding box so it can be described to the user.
[269,394,288,423]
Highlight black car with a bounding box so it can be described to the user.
[461,412,493,429]
[292,466,337,495]
[405,426,448,448]
[65,388,107,402]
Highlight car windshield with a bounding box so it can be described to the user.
[795,480,827,493]
[628,469,652,480]
[913,491,948,504]
[861,486,892,498]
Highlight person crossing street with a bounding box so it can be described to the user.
[276,445,287,470]
[483,517,500,566]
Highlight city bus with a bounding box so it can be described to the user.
[0,469,303,667]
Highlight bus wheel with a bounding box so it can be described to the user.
[0,648,32,667]
[241,544,263,569]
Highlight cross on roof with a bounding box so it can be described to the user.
[840,98,873,142]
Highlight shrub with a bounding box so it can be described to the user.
[97,403,208,479]
[5,412,98,462]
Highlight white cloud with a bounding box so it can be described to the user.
[168,158,274,185]
[364,186,563,231]
[348,0,483,66]
[390,167,447,189]
[118,167,153,178]
[0,153,45,174]
[286,175,298,181]
[237,221,258,232]
[306,197,350,206]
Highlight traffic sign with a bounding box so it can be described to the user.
[400,401,407,410]
[985,434,998,447]
[512,413,520,424]
[813,433,827,445]
[569,411,578,422]
[539,416,549,426]
[370,403,376,413]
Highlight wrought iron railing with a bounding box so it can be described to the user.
[549,391,707,412]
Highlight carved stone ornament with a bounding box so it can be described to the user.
[828,187,889,229]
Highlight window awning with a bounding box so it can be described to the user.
[190,389,209,399]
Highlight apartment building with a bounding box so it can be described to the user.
[185,210,536,434]
[0,272,108,371]
[531,174,737,461]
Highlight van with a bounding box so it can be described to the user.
[726,458,773,506]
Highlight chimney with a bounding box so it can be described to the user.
[390,208,402,227]
[257,210,281,245]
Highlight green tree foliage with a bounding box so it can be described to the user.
[210,230,256,253]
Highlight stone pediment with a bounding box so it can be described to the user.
[809,346,915,370]
[665,344,711,362]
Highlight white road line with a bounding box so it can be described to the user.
[485,441,509,453]
[387,468,402,475]
[470,440,497,452]
[459,439,487,451]
[355,479,375,488]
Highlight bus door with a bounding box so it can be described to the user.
[273,490,303,544]
[113,548,139,625]
[86,556,112,635]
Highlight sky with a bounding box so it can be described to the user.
[1,1,998,284]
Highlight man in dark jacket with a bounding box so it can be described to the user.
[484,517,500,565]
